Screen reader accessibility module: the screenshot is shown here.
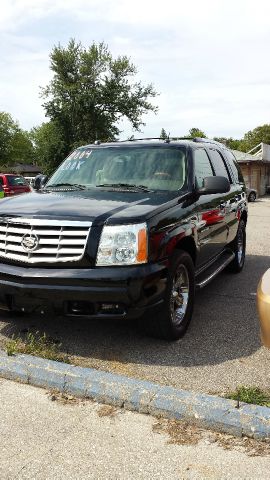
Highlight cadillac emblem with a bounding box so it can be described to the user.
[21,233,39,251]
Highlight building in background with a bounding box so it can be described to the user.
[233,143,270,196]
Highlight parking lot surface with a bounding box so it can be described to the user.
[0,199,270,394]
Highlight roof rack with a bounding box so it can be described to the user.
[118,137,228,148]
[119,136,194,143]
[119,137,167,142]
[192,137,227,148]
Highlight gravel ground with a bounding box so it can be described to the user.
[0,199,270,394]
[1,379,270,480]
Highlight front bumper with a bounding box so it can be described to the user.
[0,261,168,319]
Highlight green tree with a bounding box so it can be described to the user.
[0,112,19,165]
[30,121,66,175]
[0,112,35,166]
[241,124,270,151]
[213,137,243,150]
[41,39,158,158]
[188,127,207,138]
[9,130,35,164]
[160,128,167,139]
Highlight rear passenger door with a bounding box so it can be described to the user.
[222,149,246,243]
[194,148,228,267]
[207,148,239,245]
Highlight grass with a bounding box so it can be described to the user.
[226,386,270,408]
[5,331,70,364]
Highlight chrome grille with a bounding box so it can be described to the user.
[0,218,92,264]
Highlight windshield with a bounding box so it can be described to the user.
[46,146,187,192]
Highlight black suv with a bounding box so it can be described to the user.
[0,138,247,340]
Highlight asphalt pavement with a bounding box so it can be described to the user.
[0,199,270,394]
[1,378,270,480]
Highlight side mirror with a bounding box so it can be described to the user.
[197,176,230,195]
[33,175,48,191]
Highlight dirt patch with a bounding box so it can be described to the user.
[153,418,203,446]
[97,404,119,418]
[153,418,270,456]
[47,390,85,405]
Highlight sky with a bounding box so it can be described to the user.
[1,0,270,140]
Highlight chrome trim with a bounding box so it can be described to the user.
[0,218,92,264]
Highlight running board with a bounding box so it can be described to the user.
[195,251,235,290]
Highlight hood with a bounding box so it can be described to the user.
[0,189,180,225]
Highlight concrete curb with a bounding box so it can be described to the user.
[0,349,269,440]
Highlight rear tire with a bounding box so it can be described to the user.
[248,192,256,202]
[228,219,246,273]
[140,250,195,341]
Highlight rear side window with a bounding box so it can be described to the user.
[0,177,3,185]
[224,150,244,184]
[194,149,213,188]
[208,149,231,181]
[6,176,27,186]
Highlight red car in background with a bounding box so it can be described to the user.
[0,174,31,196]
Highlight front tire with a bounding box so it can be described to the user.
[141,250,195,341]
[228,219,246,273]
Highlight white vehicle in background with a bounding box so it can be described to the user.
[24,176,36,189]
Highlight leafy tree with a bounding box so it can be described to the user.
[188,127,207,138]
[0,112,35,166]
[30,121,66,175]
[41,39,158,158]
[0,112,19,165]
[9,130,35,164]
[213,137,243,151]
[160,128,167,139]
[241,124,270,151]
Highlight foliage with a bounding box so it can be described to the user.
[30,121,67,175]
[213,137,243,150]
[6,331,70,363]
[0,111,35,167]
[188,127,207,138]
[41,39,158,157]
[160,128,168,139]
[241,124,270,152]
[227,386,270,407]
[9,130,35,164]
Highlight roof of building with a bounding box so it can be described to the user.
[12,164,42,174]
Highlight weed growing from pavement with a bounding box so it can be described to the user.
[5,331,70,363]
[226,386,270,407]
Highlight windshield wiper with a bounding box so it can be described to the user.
[45,183,87,190]
[96,183,152,192]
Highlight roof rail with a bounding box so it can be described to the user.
[192,137,227,148]
[118,137,229,148]
[119,137,167,142]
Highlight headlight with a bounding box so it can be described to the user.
[96,223,148,266]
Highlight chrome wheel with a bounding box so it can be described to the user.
[170,264,189,326]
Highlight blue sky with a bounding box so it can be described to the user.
[1,0,270,140]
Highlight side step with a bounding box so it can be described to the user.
[195,251,235,290]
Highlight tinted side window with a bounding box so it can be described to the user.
[194,149,213,188]
[208,149,230,181]
[0,177,3,185]
[224,150,244,184]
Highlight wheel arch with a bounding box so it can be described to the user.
[175,236,197,266]
[241,210,248,225]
